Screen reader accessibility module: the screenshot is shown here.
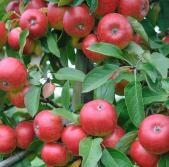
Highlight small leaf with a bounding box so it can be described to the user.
[61,81,70,109]
[58,0,72,6]
[79,137,103,167]
[158,153,169,167]
[47,32,60,57]
[71,0,85,6]
[25,86,41,117]
[55,67,86,82]
[101,148,133,167]
[124,82,145,127]
[82,64,118,93]
[128,17,148,42]
[86,0,98,12]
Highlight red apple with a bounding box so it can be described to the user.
[8,27,35,55]
[138,114,169,154]
[26,0,46,10]
[96,0,119,16]
[0,22,7,49]
[163,36,169,43]
[80,99,117,136]
[129,140,159,167]
[47,3,68,30]
[118,0,149,21]
[6,0,20,20]
[34,110,63,142]
[8,85,29,108]
[41,143,69,166]
[61,125,87,155]
[16,121,35,149]
[97,13,133,49]
[132,34,143,44]
[82,34,105,62]
[19,9,48,38]
[0,125,16,154]
[0,57,28,91]
[63,5,95,38]
[102,126,125,148]
[42,82,56,99]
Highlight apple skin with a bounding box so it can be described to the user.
[6,0,20,20]
[61,125,87,155]
[0,57,28,91]
[41,143,69,166]
[8,27,35,55]
[82,34,105,62]
[118,0,149,21]
[96,0,119,16]
[8,85,29,108]
[80,99,117,136]
[16,121,35,149]
[129,140,159,167]
[138,114,169,154]
[163,36,169,43]
[63,5,95,38]
[102,126,125,148]
[97,13,133,49]
[132,34,143,44]
[0,22,7,49]
[47,3,68,30]
[0,125,17,154]
[19,9,48,38]
[34,110,63,142]
[26,0,46,10]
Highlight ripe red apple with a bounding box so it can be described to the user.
[47,3,68,30]
[118,0,149,21]
[16,121,35,149]
[0,125,16,154]
[26,0,46,10]
[34,110,63,142]
[138,114,169,154]
[6,0,20,20]
[41,143,69,166]
[96,0,119,16]
[8,27,35,55]
[80,99,117,136]
[163,36,169,43]
[63,5,95,38]
[97,13,133,49]
[8,85,29,108]
[102,126,125,148]
[132,34,143,44]
[0,57,28,91]
[129,140,159,167]
[0,22,7,49]
[61,125,87,155]
[82,34,105,62]
[19,9,48,38]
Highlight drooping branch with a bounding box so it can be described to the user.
[40,97,60,108]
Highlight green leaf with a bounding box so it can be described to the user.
[88,42,123,60]
[82,64,118,93]
[116,131,137,153]
[149,52,169,78]
[124,82,145,128]
[95,80,115,103]
[79,137,103,167]
[125,42,144,55]
[58,0,72,6]
[19,29,29,57]
[158,154,169,167]
[61,81,70,109]
[55,67,86,82]
[25,86,41,117]
[101,148,133,167]
[47,32,60,58]
[72,0,84,6]
[52,108,79,124]
[86,0,98,12]
[31,157,45,167]
[161,78,169,92]
[128,17,148,42]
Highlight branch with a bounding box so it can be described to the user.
[40,98,60,108]
[0,151,27,167]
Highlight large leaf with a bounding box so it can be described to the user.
[88,42,123,60]
[116,131,137,153]
[79,137,103,167]
[128,17,148,42]
[158,154,169,167]
[25,86,41,117]
[55,67,86,82]
[101,148,133,167]
[82,64,118,93]
[124,82,145,128]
